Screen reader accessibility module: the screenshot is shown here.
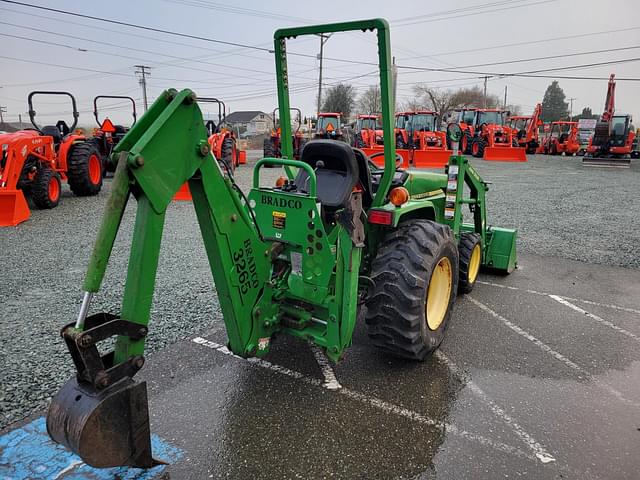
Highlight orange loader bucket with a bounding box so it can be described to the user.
[238,150,247,165]
[483,146,527,162]
[0,189,31,226]
[173,183,192,201]
[412,149,452,169]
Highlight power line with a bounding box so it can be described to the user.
[0,0,274,53]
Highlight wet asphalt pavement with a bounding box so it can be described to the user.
[138,251,640,479]
[2,152,640,479]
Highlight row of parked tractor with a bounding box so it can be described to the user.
[0,92,246,226]
[264,73,636,169]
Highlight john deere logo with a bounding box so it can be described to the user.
[261,195,302,210]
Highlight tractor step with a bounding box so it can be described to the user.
[582,156,631,168]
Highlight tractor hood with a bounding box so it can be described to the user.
[404,169,447,197]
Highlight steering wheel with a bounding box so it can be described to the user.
[368,151,404,169]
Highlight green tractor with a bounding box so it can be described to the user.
[46,19,517,468]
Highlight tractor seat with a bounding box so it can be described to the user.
[41,125,63,145]
[295,140,359,209]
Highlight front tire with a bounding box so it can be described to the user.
[365,220,459,361]
[458,233,481,294]
[32,167,61,209]
[471,138,486,158]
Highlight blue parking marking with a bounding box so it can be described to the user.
[0,417,183,479]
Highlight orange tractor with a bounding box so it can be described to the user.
[353,114,382,149]
[391,111,452,167]
[314,112,344,140]
[0,91,103,226]
[263,107,307,159]
[507,103,542,154]
[584,74,635,167]
[91,95,137,174]
[174,97,245,200]
[541,121,580,156]
[456,108,526,162]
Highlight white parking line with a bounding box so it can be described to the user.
[191,337,535,461]
[435,351,556,464]
[477,280,640,316]
[549,295,640,343]
[310,344,342,390]
[467,296,640,408]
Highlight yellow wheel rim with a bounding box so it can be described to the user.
[468,244,481,284]
[426,257,453,331]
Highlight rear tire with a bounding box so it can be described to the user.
[365,220,459,361]
[67,142,103,196]
[461,130,473,154]
[458,233,481,294]
[220,137,235,174]
[32,166,61,209]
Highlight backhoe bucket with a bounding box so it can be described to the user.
[412,149,452,168]
[0,189,30,226]
[483,147,527,162]
[47,376,157,468]
[173,182,192,201]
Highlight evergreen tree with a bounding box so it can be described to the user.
[541,81,569,122]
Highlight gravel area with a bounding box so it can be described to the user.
[0,150,637,429]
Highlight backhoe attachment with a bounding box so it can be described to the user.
[47,87,366,468]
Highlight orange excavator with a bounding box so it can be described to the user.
[507,103,542,154]
[584,74,635,167]
[541,121,580,156]
[457,108,527,162]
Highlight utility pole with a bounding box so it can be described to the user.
[503,85,508,110]
[568,97,576,121]
[316,34,331,114]
[0,105,6,124]
[19,113,23,129]
[134,65,151,111]
[483,76,488,108]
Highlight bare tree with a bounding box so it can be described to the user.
[321,83,356,120]
[411,84,502,116]
[357,86,382,114]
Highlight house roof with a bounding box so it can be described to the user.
[0,122,22,132]
[225,111,269,123]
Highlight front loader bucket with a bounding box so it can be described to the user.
[173,182,192,201]
[483,147,527,162]
[47,376,157,468]
[484,226,518,273]
[0,189,31,226]
[412,149,452,168]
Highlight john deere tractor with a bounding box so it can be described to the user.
[46,19,517,469]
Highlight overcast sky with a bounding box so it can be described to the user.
[1,0,639,127]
